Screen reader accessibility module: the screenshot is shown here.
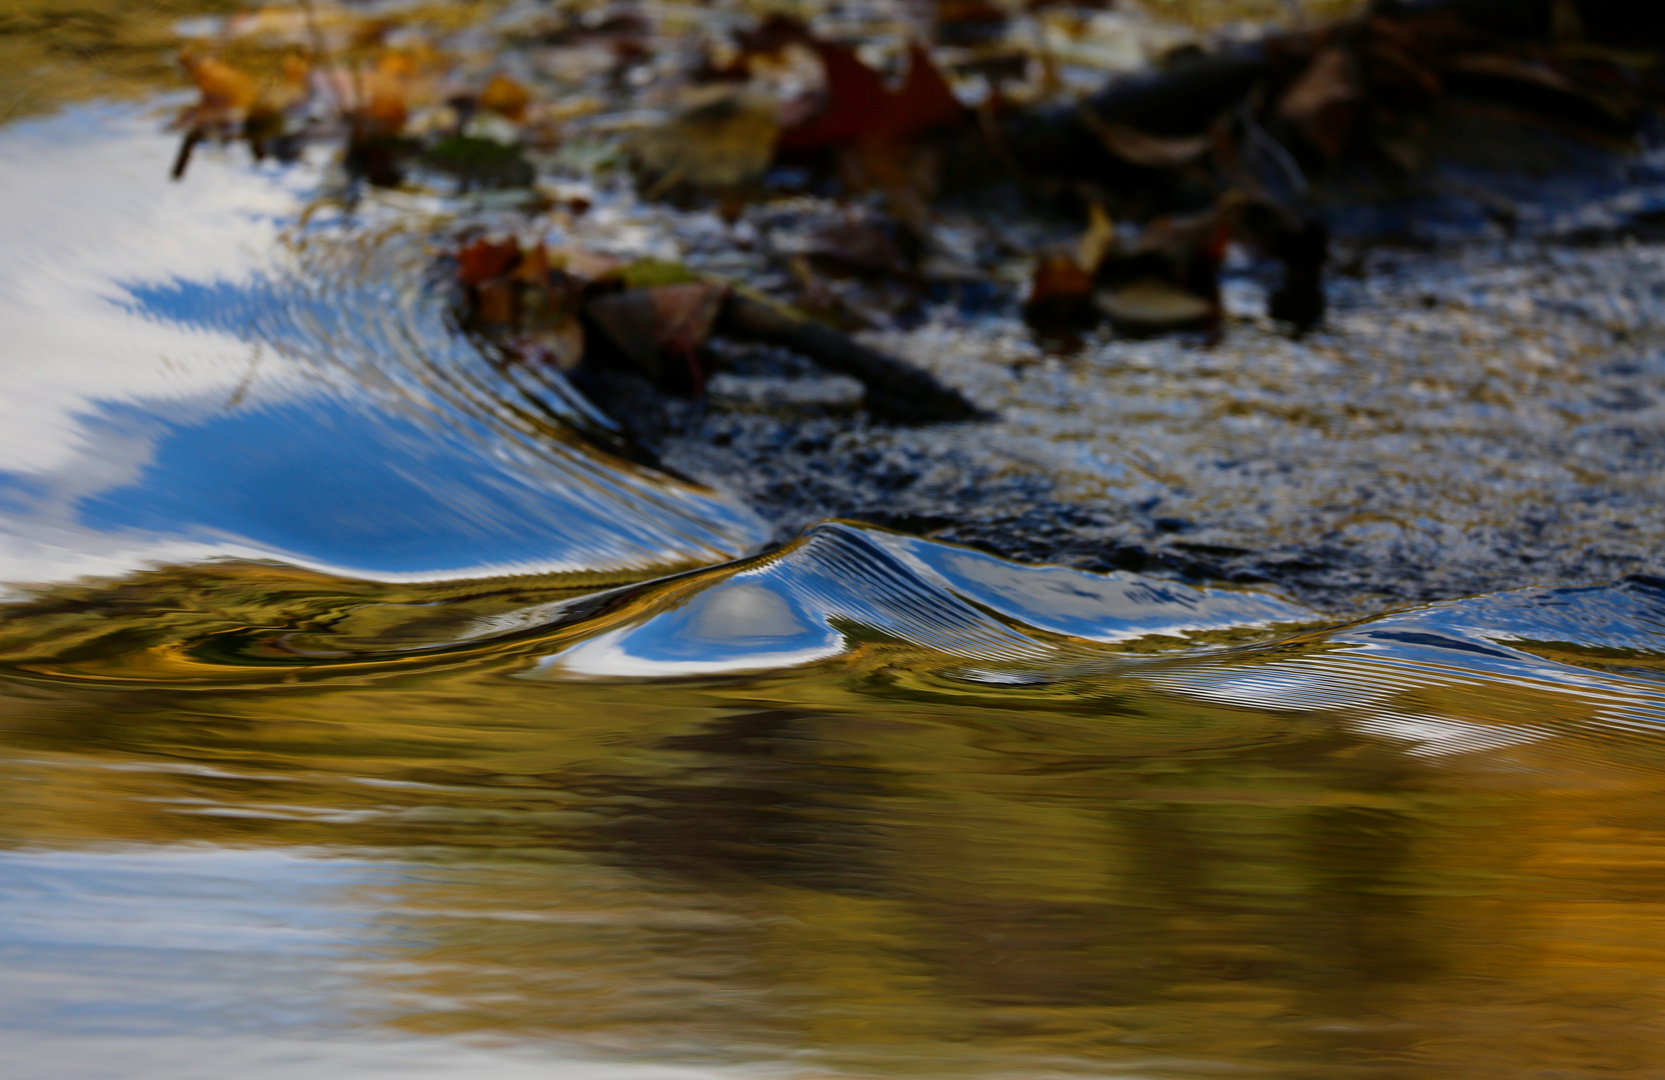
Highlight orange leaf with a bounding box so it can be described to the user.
[1027,252,1093,306]
[480,74,532,121]
[183,54,259,113]
[360,52,417,135]
[510,242,550,285]
[1022,251,1098,334]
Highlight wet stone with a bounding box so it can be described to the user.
[589,235,1665,612]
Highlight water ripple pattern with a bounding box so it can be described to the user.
[0,105,765,590]
[529,524,1665,756]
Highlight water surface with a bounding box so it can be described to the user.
[4,38,1665,1080]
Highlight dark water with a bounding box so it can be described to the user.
[5,96,1665,1080]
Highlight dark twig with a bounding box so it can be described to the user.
[720,293,991,423]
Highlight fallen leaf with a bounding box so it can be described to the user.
[650,283,730,356]
[619,259,704,289]
[182,52,260,117]
[456,237,523,288]
[244,57,311,162]
[475,278,518,325]
[778,40,965,153]
[1448,53,1583,96]
[1360,38,1444,108]
[174,50,313,178]
[358,51,420,135]
[587,282,730,393]
[1276,46,1360,160]
[1022,251,1096,332]
[449,237,588,369]
[1029,252,1093,300]
[511,242,550,285]
[1076,200,1116,274]
[634,84,780,198]
[479,73,532,121]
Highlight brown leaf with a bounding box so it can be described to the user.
[1276,46,1361,160]
[1028,252,1093,303]
[778,42,893,151]
[516,273,587,371]
[1438,50,1643,143]
[450,238,588,368]
[649,283,729,354]
[456,237,523,288]
[474,278,518,326]
[884,42,968,147]
[586,283,731,391]
[1448,52,1638,116]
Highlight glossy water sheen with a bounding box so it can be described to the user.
[5,101,1665,1080]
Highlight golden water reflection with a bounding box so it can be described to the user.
[5,576,1665,1078]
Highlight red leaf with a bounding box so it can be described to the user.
[779,41,965,152]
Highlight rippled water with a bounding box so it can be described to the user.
[5,79,1665,1080]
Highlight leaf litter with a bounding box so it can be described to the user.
[153,0,1665,607]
